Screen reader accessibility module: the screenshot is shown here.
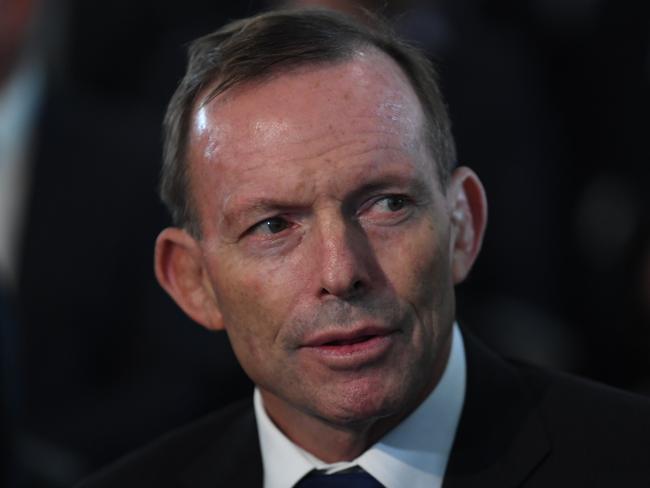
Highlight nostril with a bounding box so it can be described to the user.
[320,279,365,298]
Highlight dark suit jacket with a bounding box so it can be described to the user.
[77,332,650,487]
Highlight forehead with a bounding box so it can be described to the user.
[186,50,430,226]
[190,49,424,159]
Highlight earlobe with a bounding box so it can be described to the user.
[447,167,488,284]
[154,227,225,331]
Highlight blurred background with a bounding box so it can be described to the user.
[0,0,648,486]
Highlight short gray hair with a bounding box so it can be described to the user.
[161,8,457,237]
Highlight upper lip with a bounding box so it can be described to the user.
[301,325,396,347]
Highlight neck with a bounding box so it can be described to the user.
[260,335,452,463]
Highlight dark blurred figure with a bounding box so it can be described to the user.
[3,1,270,487]
[1,1,45,486]
[0,0,41,289]
[1,291,18,488]
[546,0,650,392]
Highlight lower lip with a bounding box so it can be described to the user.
[301,333,396,369]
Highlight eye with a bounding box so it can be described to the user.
[373,195,408,212]
[358,194,415,227]
[250,217,291,235]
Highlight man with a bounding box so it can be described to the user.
[79,8,650,488]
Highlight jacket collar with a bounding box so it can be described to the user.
[443,330,550,488]
[179,402,263,488]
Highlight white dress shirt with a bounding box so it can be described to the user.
[254,323,466,488]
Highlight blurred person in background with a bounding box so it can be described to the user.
[3,1,261,486]
[1,1,49,486]
[0,0,44,289]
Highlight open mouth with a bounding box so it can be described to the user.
[305,329,397,361]
[323,334,378,346]
[300,327,397,367]
[303,325,395,348]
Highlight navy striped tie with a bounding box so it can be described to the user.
[295,470,384,487]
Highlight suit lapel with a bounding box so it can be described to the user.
[443,331,550,488]
[179,405,263,488]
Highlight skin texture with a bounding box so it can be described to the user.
[155,49,487,461]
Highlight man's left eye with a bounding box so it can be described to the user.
[249,217,291,235]
[373,195,407,212]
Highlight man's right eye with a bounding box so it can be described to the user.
[249,217,291,236]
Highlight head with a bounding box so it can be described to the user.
[155,8,486,450]
[161,8,458,239]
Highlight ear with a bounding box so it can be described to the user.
[154,227,225,331]
[446,166,488,285]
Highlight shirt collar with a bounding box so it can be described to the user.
[254,323,466,488]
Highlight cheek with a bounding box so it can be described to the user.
[212,257,303,353]
[374,220,450,306]
[216,280,283,382]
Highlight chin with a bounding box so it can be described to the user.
[314,378,412,428]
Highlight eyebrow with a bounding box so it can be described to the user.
[221,169,432,229]
[221,199,304,230]
[348,173,431,201]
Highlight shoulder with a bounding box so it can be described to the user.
[453,332,650,486]
[512,360,650,484]
[75,398,256,488]
[516,360,650,442]
[464,330,650,440]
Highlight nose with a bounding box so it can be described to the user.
[315,215,372,300]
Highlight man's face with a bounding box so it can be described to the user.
[187,51,457,428]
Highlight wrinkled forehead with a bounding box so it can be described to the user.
[187,49,427,165]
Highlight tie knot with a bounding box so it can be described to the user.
[295,468,384,487]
